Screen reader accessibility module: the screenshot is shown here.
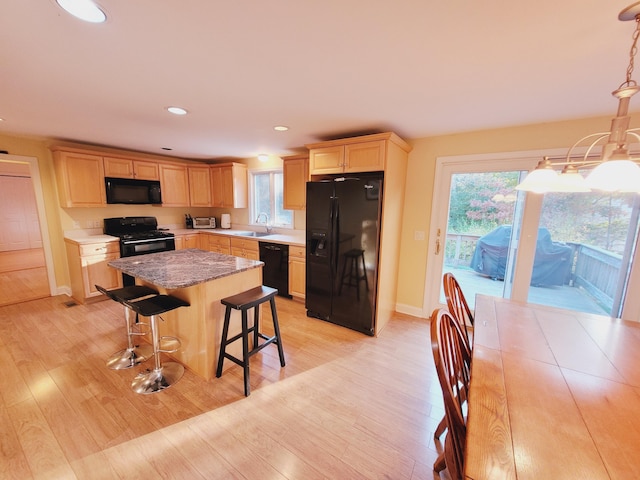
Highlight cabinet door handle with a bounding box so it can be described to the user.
[435,228,441,255]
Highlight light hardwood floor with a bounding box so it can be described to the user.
[0,294,450,479]
[0,250,50,307]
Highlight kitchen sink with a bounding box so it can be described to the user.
[229,231,273,238]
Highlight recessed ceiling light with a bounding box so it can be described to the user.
[258,154,269,162]
[167,106,188,115]
[56,0,106,23]
[274,125,289,131]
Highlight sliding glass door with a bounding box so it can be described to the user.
[530,188,640,316]
[423,152,640,318]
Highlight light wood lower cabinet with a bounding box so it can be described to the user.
[203,233,231,254]
[65,239,122,304]
[175,233,199,250]
[230,237,259,260]
[289,245,306,299]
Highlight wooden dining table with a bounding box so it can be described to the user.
[465,294,640,480]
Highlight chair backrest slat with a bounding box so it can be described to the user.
[443,272,474,348]
[430,308,470,479]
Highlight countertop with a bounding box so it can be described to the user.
[64,228,305,247]
[108,248,263,289]
[173,228,305,246]
[64,231,119,244]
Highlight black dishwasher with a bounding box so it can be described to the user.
[259,242,291,298]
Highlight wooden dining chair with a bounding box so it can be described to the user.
[435,273,474,440]
[443,272,475,340]
[431,308,470,480]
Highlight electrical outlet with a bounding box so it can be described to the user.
[94,220,101,228]
[414,230,425,241]
[73,220,81,229]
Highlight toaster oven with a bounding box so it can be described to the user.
[193,217,216,229]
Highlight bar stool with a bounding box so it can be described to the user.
[216,285,286,396]
[95,284,158,369]
[123,294,190,394]
[339,249,369,300]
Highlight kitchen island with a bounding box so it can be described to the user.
[108,248,263,380]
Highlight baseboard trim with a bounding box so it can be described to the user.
[395,303,426,318]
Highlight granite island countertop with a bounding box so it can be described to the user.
[108,248,263,289]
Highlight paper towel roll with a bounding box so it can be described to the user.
[220,213,231,229]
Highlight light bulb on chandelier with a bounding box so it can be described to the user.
[516,2,640,194]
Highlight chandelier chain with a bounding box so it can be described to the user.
[623,15,640,88]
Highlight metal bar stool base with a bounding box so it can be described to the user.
[131,362,185,394]
[106,344,154,370]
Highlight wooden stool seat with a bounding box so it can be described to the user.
[123,294,190,394]
[96,284,158,304]
[95,284,158,369]
[216,285,286,396]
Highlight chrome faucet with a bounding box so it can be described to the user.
[255,212,273,233]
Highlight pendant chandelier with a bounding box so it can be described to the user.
[516,2,640,194]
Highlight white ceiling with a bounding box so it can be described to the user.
[1,0,638,160]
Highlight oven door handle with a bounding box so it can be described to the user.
[122,237,173,245]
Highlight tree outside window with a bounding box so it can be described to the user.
[250,169,293,228]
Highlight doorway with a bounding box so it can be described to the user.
[0,155,54,306]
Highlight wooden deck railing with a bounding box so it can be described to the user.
[568,243,621,311]
[444,234,481,267]
[445,233,621,312]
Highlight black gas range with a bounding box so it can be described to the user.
[104,216,176,286]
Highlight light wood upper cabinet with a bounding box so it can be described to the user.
[103,156,160,180]
[211,163,247,208]
[52,148,106,208]
[308,146,344,175]
[308,140,385,174]
[307,133,409,176]
[159,163,190,207]
[52,145,221,209]
[283,154,308,210]
[188,165,212,207]
[344,140,385,172]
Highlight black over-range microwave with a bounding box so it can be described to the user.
[105,177,162,205]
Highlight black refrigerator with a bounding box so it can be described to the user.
[306,174,382,336]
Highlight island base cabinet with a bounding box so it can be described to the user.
[138,266,262,381]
